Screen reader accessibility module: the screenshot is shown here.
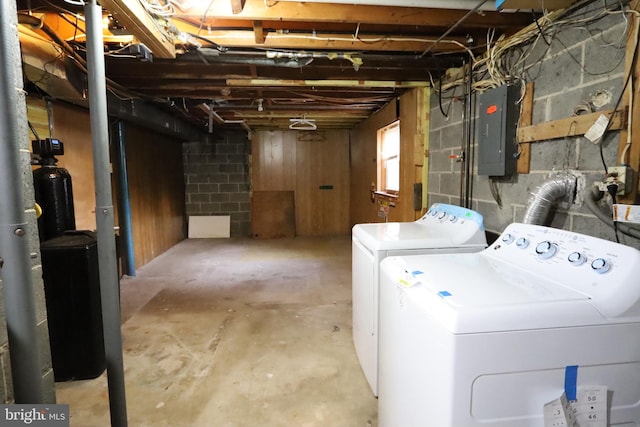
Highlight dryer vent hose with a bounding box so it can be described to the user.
[523,172,577,225]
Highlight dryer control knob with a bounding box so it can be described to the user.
[501,233,514,244]
[591,258,611,274]
[515,237,529,249]
[568,251,586,266]
[535,241,558,259]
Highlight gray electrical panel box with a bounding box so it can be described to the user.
[477,85,520,176]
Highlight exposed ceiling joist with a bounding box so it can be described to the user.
[191,30,468,52]
[225,79,429,88]
[172,0,529,30]
[231,0,246,14]
[16,0,536,130]
[100,0,176,58]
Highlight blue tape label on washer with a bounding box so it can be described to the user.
[565,365,578,401]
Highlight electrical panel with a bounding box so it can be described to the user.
[477,84,520,177]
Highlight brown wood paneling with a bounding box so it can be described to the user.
[50,102,96,231]
[125,125,185,268]
[295,131,350,236]
[252,130,296,190]
[349,88,429,225]
[252,129,350,236]
[251,191,296,238]
[26,97,50,141]
[349,101,397,225]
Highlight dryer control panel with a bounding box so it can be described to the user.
[486,223,640,319]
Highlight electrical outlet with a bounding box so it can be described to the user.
[607,166,633,195]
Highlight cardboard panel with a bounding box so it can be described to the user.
[188,216,231,238]
[251,191,296,238]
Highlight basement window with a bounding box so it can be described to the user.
[377,121,400,196]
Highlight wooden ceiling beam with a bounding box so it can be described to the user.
[170,0,530,29]
[253,20,265,44]
[226,78,429,88]
[231,0,246,14]
[100,0,176,58]
[193,29,467,52]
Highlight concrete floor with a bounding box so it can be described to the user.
[55,236,377,427]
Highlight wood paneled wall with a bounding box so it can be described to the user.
[50,102,97,231]
[252,130,350,236]
[350,87,430,225]
[124,124,186,268]
[349,101,397,226]
[31,99,186,270]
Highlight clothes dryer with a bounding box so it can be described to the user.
[378,223,640,427]
[352,203,486,395]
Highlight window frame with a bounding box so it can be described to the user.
[376,121,400,196]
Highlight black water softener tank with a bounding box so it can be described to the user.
[32,138,76,242]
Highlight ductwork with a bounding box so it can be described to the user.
[523,172,577,225]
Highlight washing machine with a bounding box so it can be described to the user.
[378,222,640,427]
[351,203,486,396]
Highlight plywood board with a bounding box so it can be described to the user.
[189,216,231,238]
[251,191,295,238]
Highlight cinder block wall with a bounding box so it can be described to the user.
[428,1,640,249]
[183,131,251,237]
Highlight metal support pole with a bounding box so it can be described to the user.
[464,55,474,209]
[114,121,136,276]
[0,0,44,403]
[85,1,128,426]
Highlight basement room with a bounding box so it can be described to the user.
[2,0,640,426]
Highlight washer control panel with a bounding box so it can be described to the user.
[486,223,640,318]
[419,203,485,228]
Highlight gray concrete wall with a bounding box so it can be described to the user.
[428,2,640,249]
[183,131,251,237]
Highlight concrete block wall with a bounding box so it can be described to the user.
[428,1,640,248]
[183,131,251,237]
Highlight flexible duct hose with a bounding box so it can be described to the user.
[523,172,577,225]
[585,185,640,239]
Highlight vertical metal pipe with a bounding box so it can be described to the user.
[85,2,128,426]
[114,121,136,276]
[464,54,474,209]
[0,0,44,403]
[459,59,468,206]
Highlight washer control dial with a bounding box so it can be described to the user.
[437,211,447,220]
[535,241,558,259]
[515,237,529,249]
[449,215,458,223]
[567,251,586,266]
[591,258,611,274]
[501,234,514,244]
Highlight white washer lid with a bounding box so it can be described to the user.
[381,253,604,334]
[352,203,486,251]
[353,222,456,250]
